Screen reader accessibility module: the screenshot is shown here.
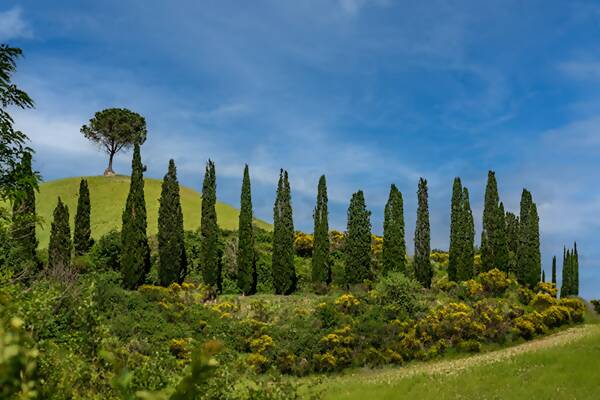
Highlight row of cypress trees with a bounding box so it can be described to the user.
[560,244,579,297]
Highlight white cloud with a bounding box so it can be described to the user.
[0,7,32,41]
[559,60,600,82]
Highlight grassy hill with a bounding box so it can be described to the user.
[33,176,271,248]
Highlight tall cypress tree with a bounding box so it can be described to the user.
[158,160,187,286]
[382,184,406,275]
[448,177,463,281]
[561,247,572,297]
[11,152,38,262]
[541,270,546,283]
[528,201,541,286]
[73,179,92,255]
[517,189,533,286]
[505,212,519,275]
[457,187,475,281]
[551,255,557,285]
[573,242,579,296]
[344,190,372,285]
[237,164,256,294]
[120,143,150,289]
[201,160,221,290]
[48,197,71,269]
[272,170,296,294]
[312,175,331,284]
[414,178,432,288]
[480,171,508,271]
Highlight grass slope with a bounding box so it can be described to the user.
[322,322,600,400]
[34,176,271,248]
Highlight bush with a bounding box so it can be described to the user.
[592,300,600,314]
[479,268,512,296]
[293,232,313,257]
[536,282,558,298]
[90,230,121,270]
[373,272,422,317]
[529,292,557,310]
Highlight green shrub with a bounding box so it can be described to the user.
[373,272,422,317]
[592,300,600,314]
[90,230,121,270]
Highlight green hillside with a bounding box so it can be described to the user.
[33,176,271,249]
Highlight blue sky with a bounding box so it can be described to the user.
[2,1,600,298]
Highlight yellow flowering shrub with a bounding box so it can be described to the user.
[313,352,337,371]
[529,292,557,310]
[169,338,191,360]
[293,232,313,257]
[317,325,354,369]
[211,301,239,319]
[461,279,484,298]
[536,282,558,298]
[541,305,572,328]
[246,353,269,372]
[335,293,361,313]
[430,251,449,266]
[416,302,485,345]
[248,335,274,354]
[513,318,536,339]
[371,235,383,256]
[479,268,512,295]
[559,298,585,322]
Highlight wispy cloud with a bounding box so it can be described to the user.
[559,60,600,82]
[0,7,32,41]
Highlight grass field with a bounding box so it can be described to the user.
[31,176,271,248]
[319,322,600,400]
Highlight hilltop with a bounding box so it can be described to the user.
[33,176,271,248]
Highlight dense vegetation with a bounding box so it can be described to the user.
[0,44,594,400]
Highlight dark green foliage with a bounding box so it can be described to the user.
[574,242,579,296]
[120,143,150,289]
[312,175,331,284]
[48,197,71,269]
[561,244,580,297]
[11,152,38,262]
[344,190,372,285]
[551,255,557,284]
[73,179,92,255]
[414,178,432,288]
[541,270,545,283]
[80,108,147,175]
[480,171,508,272]
[373,271,422,317]
[158,160,187,286]
[517,189,541,287]
[272,169,296,294]
[457,187,475,281]
[0,45,37,202]
[201,160,221,290]
[448,178,462,281]
[505,212,519,275]
[90,230,121,270]
[382,184,406,275]
[237,165,256,294]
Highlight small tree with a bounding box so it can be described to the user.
[414,178,432,288]
[312,175,331,284]
[272,170,296,294]
[237,165,256,294]
[120,143,150,289]
[74,179,92,255]
[457,187,475,281]
[551,255,557,285]
[80,108,147,176]
[201,160,221,290]
[48,197,71,269]
[344,190,372,285]
[158,160,187,286]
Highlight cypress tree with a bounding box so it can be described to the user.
[48,197,71,269]
[448,177,462,281]
[541,270,546,283]
[237,164,256,294]
[480,171,508,271]
[457,187,475,281]
[382,184,406,275]
[414,178,432,288]
[517,189,534,286]
[573,242,579,296]
[527,201,541,286]
[11,152,38,261]
[158,159,187,286]
[73,179,92,255]
[561,248,572,297]
[505,212,519,275]
[201,160,221,290]
[120,143,151,289]
[312,175,331,284]
[344,190,372,285]
[551,255,557,285]
[272,170,296,294]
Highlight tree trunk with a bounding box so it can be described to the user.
[104,152,116,176]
